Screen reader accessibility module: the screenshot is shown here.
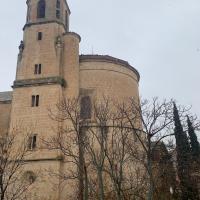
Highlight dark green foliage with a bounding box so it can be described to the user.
[173,103,199,200]
[187,116,200,159]
[173,103,191,166]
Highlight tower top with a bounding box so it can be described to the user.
[25,0,70,31]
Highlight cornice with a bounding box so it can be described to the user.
[0,100,12,104]
[13,77,66,88]
[79,55,140,81]
[23,157,63,163]
[23,20,66,31]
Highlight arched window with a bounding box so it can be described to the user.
[80,96,92,119]
[37,0,46,18]
[56,0,61,19]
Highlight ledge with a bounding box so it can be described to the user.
[23,20,66,31]
[13,77,66,88]
[79,54,140,81]
[23,157,64,163]
[0,100,12,104]
[0,91,12,103]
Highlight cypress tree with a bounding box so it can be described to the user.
[187,116,200,159]
[187,116,200,199]
[173,103,194,200]
[173,103,191,161]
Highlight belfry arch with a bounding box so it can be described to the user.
[37,0,46,18]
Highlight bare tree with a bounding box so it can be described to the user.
[45,96,200,200]
[0,127,34,200]
[98,102,146,200]
[118,98,187,200]
[45,97,148,200]
[45,97,87,200]
[74,97,147,200]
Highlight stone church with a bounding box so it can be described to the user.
[0,0,140,199]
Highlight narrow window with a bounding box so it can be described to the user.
[38,64,42,74]
[38,32,42,40]
[34,64,38,74]
[56,0,61,9]
[36,95,39,107]
[32,95,36,107]
[80,96,92,119]
[28,135,37,150]
[56,0,61,19]
[37,0,46,18]
[31,95,39,107]
[34,64,42,74]
[56,10,60,19]
[32,135,37,149]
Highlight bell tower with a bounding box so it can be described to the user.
[26,0,70,31]
[9,1,81,199]
[16,0,72,81]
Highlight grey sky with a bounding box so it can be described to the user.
[0,0,199,116]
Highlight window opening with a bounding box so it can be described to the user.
[38,32,42,40]
[37,0,46,18]
[80,96,92,119]
[36,95,39,107]
[56,0,61,19]
[34,64,42,74]
[56,10,60,19]
[32,95,40,107]
[56,0,61,9]
[38,64,41,74]
[32,95,35,107]
[28,135,37,150]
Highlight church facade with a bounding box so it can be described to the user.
[0,0,140,199]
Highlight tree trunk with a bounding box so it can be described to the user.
[84,165,89,200]
[147,136,153,200]
[116,190,122,200]
[98,169,104,200]
[78,127,85,200]
[0,173,4,200]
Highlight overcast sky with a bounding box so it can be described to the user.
[0,0,199,116]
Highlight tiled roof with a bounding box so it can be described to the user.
[0,91,12,102]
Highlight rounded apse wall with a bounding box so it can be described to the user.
[79,55,140,102]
